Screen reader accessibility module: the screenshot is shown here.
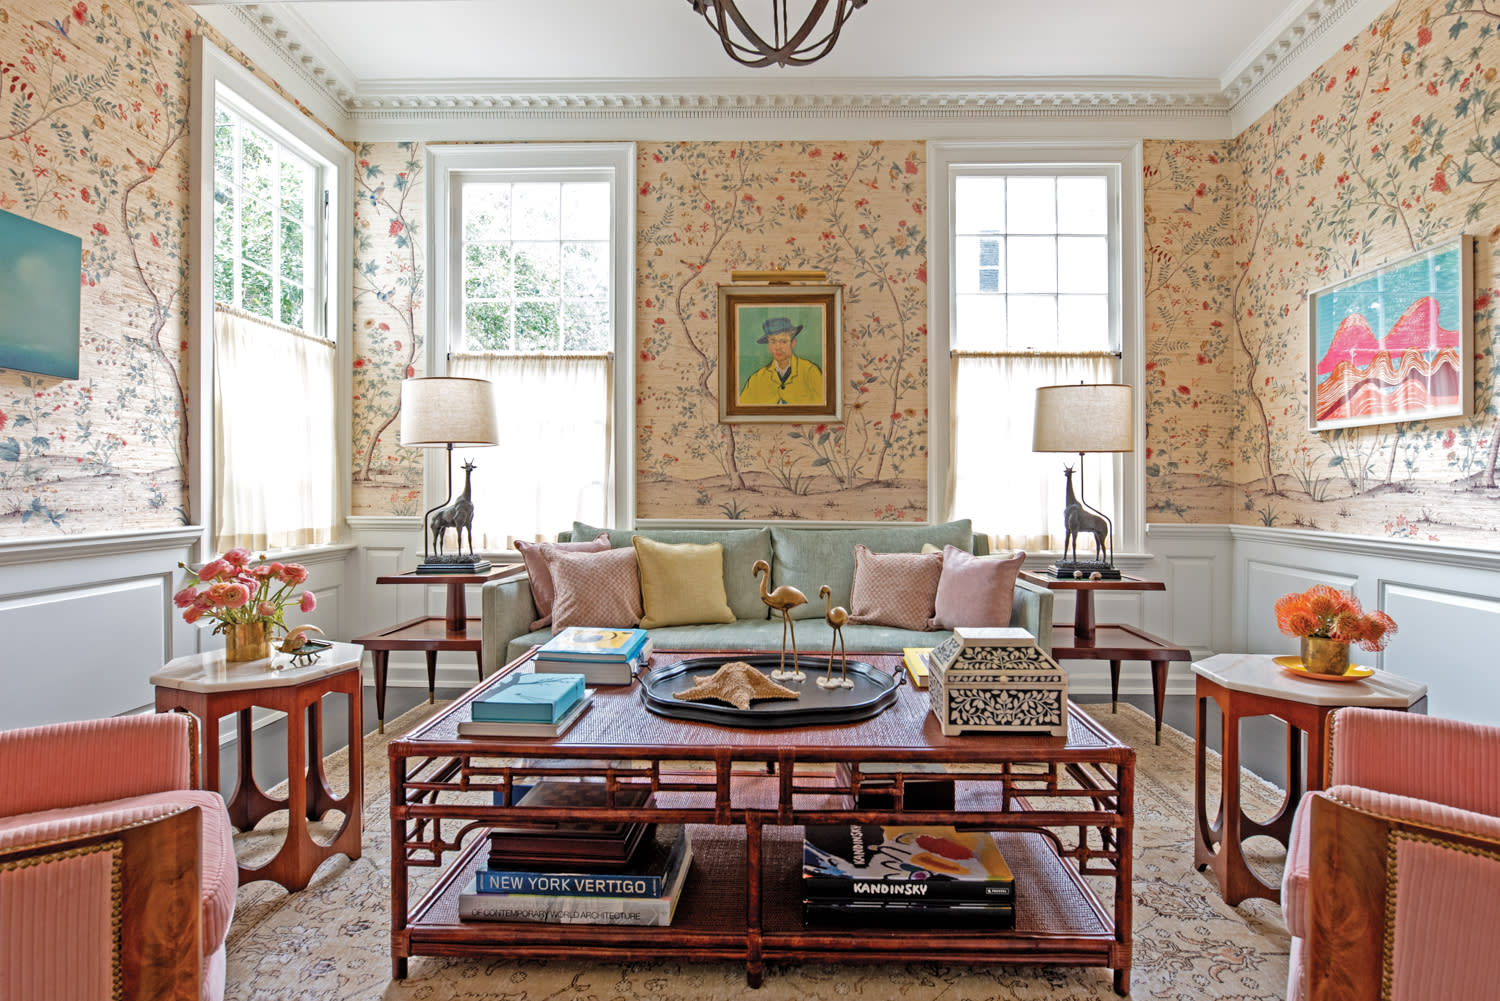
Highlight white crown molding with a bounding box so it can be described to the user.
[206,0,1373,142]
[1229,524,1500,574]
[1225,0,1393,133]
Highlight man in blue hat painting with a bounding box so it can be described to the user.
[739,315,824,406]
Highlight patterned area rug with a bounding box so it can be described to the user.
[225,702,1291,1000]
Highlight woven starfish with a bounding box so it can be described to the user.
[672,660,802,711]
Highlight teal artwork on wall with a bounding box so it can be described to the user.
[0,210,82,380]
[1307,236,1474,431]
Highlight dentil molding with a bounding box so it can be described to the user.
[217,0,1374,138]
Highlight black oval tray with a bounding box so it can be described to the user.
[639,654,899,728]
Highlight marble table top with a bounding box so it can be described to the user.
[1192,651,1427,708]
[151,641,364,693]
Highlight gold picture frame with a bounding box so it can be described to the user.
[717,282,842,424]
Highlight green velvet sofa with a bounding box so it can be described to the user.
[480,519,1053,675]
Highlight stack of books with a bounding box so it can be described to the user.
[532,627,653,685]
[801,823,1016,927]
[457,672,593,738]
[488,780,655,866]
[459,783,691,926]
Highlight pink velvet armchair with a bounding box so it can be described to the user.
[1282,706,1500,1001]
[0,713,237,1001]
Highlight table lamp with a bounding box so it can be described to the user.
[399,376,500,573]
[1032,382,1134,580]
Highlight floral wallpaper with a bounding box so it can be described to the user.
[635,141,928,521]
[1145,0,1500,544]
[9,0,1498,548]
[0,0,331,538]
[350,141,425,516]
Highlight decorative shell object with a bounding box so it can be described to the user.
[928,627,1068,736]
[673,660,802,711]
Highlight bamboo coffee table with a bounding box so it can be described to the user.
[388,648,1137,992]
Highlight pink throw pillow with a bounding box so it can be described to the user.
[547,546,643,633]
[932,545,1026,629]
[847,545,944,632]
[517,533,610,630]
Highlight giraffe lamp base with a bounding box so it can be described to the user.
[415,556,492,574]
[1047,560,1121,580]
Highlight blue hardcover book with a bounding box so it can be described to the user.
[471,673,586,723]
[536,627,649,662]
[475,824,689,898]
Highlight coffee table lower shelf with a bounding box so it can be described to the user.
[404,823,1121,987]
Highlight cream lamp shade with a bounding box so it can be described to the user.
[399,376,500,448]
[1032,383,1134,454]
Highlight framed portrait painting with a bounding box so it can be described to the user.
[717,283,842,423]
[1308,236,1473,431]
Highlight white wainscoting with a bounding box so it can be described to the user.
[0,529,201,729]
[0,529,358,734]
[1134,523,1500,725]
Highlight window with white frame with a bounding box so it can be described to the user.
[428,144,635,548]
[192,37,351,555]
[930,143,1142,554]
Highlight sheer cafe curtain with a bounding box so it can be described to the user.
[448,351,612,549]
[213,305,337,553]
[949,351,1117,553]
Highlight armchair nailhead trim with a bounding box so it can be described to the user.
[1382,829,1500,1001]
[1,840,125,1001]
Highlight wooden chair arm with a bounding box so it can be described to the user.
[0,806,202,1001]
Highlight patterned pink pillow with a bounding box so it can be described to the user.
[847,544,944,631]
[932,545,1026,629]
[518,533,609,630]
[547,546,643,633]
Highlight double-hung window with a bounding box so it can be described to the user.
[930,142,1143,554]
[191,38,352,554]
[427,144,635,548]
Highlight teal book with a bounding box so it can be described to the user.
[472,673,586,722]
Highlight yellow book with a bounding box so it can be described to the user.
[902,647,933,689]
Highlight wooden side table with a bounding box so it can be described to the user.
[355,563,522,731]
[151,641,365,892]
[1190,652,1427,905]
[1020,570,1190,743]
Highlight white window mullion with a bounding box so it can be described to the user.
[929,141,1143,554]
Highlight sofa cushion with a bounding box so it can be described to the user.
[517,533,610,631]
[932,545,1026,629]
[547,546,643,632]
[573,522,772,621]
[633,537,736,629]
[770,519,973,619]
[847,545,942,631]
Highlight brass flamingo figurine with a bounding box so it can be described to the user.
[816,585,853,689]
[753,559,807,680]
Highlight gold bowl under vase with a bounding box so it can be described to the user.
[1299,635,1351,675]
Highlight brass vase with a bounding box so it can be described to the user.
[1300,635,1350,675]
[224,621,272,662]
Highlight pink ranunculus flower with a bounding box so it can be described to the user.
[173,585,199,609]
[198,559,232,581]
[257,601,278,617]
[300,591,317,613]
[183,605,203,624]
[279,563,310,586]
[208,581,251,608]
[251,564,276,579]
[223,548,253,568]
